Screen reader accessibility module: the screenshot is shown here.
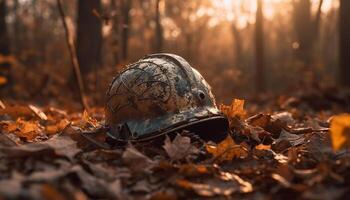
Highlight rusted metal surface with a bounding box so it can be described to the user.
[105,53,228,141]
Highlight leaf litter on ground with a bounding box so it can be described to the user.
[0,97,349,199]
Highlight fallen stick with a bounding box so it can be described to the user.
[56,0,89,111]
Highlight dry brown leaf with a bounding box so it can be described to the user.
[28,104,48,121]
[206,136,248,162]
[163,134,199,161]
[175,178,239,197]
[122,146,154,172]
[0,105,33,119]
[179,164,209,177]
[220,99,247,120]
[246,113,271,128]
[330,114,350,151]
[41,184,67,200]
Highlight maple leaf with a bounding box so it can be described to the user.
[163,134,199,161]
[206,136,248,162]
[330,114,350,151]
[219,99,247,120]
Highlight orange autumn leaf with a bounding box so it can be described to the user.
[255,144,271,150]
[0,76,7,86]
[219,99,247,120]
[2,119,44,141]
[46,119,70,135]
[330,114,350,151]
[179,164,209,177]
[206,136,248,162]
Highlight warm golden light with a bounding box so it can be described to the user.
[209,0,337,29]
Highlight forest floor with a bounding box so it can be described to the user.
[1,88,350,200]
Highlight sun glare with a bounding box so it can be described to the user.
[209,0,337,29]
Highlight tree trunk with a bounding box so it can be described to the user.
[76,0,102,73]
[232,24,242,67]
[121,0,131,61]
[339,0,350,86]
[0,0,11,86]
[0,0,10,57]
[255,0,265,93]
[111,0,120,65]
[292,0,323,65]
[154,0,163,52]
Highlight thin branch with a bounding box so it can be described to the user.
[56,0,89,111]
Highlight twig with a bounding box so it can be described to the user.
[56,0,89,111]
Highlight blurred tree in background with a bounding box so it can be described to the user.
[76,0,102,74]
[339,0,350,86]
[0,0,347,104]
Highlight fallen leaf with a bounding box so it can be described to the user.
[45,119,70,135]
[0,133,17,147]
[220,99,247,120]
[246,113,271,128]
[0,105,33,120]
[271,112,294,126]
[330,114,350,151]
[0,135,81,160]
[163,134,199,161]
[278,130,304,146]
[206,136,248,162]
[150,190,177,200]
[219,171,253,193]
[3,119,44,141]
[0,173,24,199]
[178,164,209,177]
[41,184,67,200]
[122,146,154,172]
[255,144,271,150]
[0,76,7,86]
[176,178,239,197]
[28,104,48,121]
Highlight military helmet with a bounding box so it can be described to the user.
[105,53,228,142]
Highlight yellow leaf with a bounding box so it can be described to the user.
[219,99,247,120]
[330,114,350,151]
[206,136,248,162]
[0,76,7,86]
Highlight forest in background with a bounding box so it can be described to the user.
[2,1,350,199]
[0,0,349,108]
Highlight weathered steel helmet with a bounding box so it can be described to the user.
[105,53,228,142]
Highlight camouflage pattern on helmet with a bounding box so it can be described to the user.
[105,53,228,142]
